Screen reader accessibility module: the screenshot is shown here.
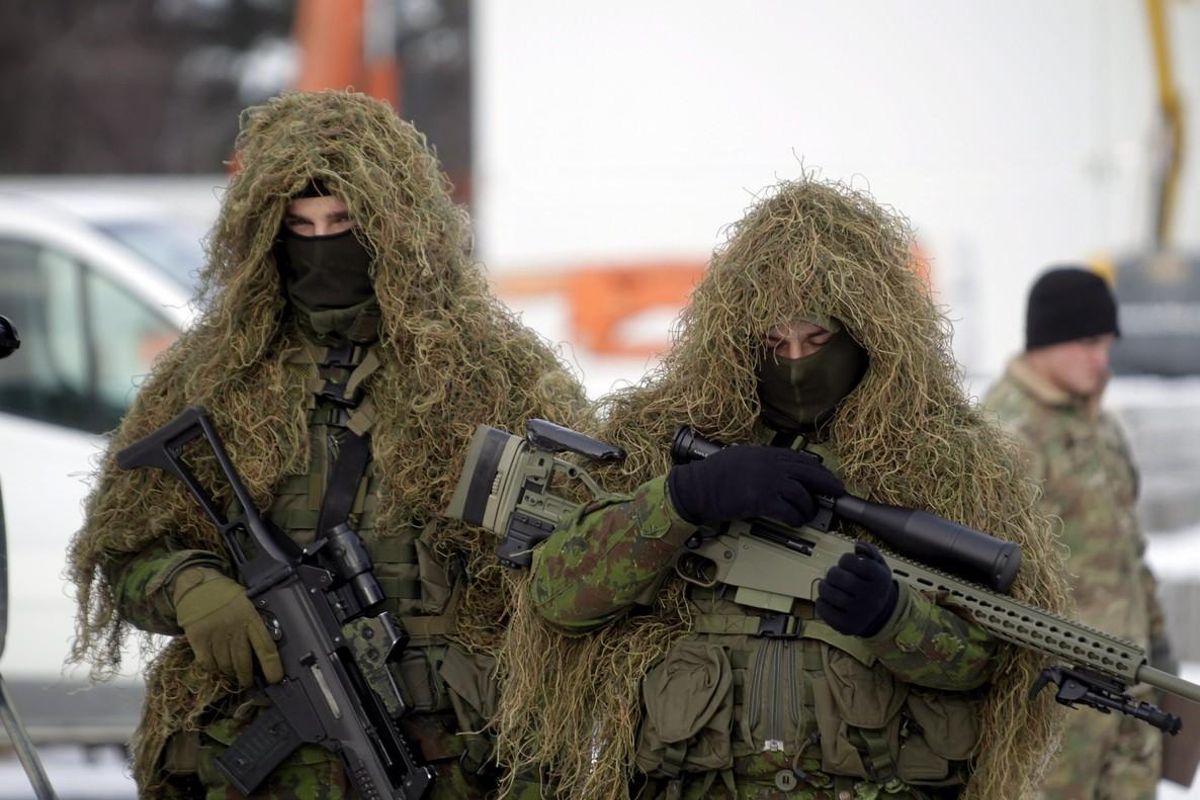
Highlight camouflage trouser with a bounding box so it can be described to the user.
[1037,703,1161,800]
[155,710,546,799]
[192,744,544,799]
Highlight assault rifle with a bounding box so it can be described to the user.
[446,420,1200,734]
[118,406,436,799]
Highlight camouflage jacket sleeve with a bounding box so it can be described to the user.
[101,540,228,635]
[863,583,998,691]
[530,474,698,633]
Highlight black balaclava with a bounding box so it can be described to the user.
[757,322,869,434]
[276,184,380,344]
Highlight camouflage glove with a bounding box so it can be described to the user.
[816,542,898,638]
[172,566,284,688]
[667,444,844,527]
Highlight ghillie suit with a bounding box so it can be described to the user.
[496,177,1072,799]
[66,90,586,797]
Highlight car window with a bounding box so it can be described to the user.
[0,238,95,430]
[0,238,178,433]
[86,269,178,415]
[94,219,205,292]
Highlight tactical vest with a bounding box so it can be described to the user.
[166,340,516,796]
[633,440,980,799]
[263,341,497,770]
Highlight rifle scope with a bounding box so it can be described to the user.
[671,426,1023,594]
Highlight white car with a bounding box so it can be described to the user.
[0,183,214,744]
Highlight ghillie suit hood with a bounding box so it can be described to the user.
[496,177,1071,799]
[66,90,586,790]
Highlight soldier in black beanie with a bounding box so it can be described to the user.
[985,265,1172,800]
[1025,266,1120,354]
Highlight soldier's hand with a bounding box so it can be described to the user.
[172,567,284,688]
[816,542,898,638]
[667,445,844,527]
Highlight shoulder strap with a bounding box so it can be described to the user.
[308,342,385,537]
[316,430,371,537]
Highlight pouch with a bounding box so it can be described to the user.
[895,690,981,782]
[391,647,446,712]
[439,644,500,774]
[415,537,453,614]
[635,639,735,776]
[812,645,907,777]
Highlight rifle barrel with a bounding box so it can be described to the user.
[1140,666,1200,703]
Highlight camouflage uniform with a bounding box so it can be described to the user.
[108,341,534,799]
[531,442,997,800]
[984,357,1168,800]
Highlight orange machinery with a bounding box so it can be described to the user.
[292,0,401,107]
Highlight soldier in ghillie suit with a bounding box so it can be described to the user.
[984,267,1173,800]
[492,177,1073,800]
[66,90,586,798]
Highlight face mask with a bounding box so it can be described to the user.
[278,229,374,310]
[277,229,378,343]
[757,328,869,432]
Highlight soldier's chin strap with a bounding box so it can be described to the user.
[1031,666,1182,734]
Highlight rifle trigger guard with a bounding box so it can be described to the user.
[675,551,718,589]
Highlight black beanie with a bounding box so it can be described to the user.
[1025,266,1120,351]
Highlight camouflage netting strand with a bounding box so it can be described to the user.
[495,176,1072,799]
[65,90,587,793]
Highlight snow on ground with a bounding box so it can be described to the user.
[0,746,133,799]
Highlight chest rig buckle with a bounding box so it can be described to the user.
[318,342,367,409]
[757,612,802,638]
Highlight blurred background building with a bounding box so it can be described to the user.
[0,1,1198,797]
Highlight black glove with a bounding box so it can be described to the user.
[816,542,898,638]
[667,445,845,528]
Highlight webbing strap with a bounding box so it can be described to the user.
[397,579,465,639]
[797,621,876,666]
[848,726,899,785]
[308,340,385,535]
[344,347,381,398]
[691,614,875,665]
[315,430,371,537]
[346,397,377,437]
[396,614,458,638]
[660,743,686,778]
[374,575,422,600]
[369,537,418,562]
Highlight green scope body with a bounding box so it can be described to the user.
[670,426,1022,594]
